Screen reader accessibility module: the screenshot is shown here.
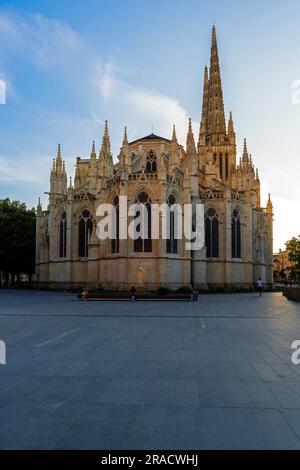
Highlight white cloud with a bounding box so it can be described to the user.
[0,155,49,182]
[0,12,83,68]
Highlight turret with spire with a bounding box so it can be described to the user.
[169,124,180,171]
[186,118,197,157]
[186,119,199,177]
[50,143,67,196]
[266,193,273,215]
[119,126,131,173]
[88,140,97,189]
[227,111,236,146]
[99,121,114,177]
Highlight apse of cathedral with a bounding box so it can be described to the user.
[36,27,274,290]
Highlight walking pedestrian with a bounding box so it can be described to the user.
[257,277,264,297]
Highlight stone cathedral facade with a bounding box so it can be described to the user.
[36,27,274,290]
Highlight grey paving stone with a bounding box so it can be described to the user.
[252,363,283,382]
[16,420,74,450]
[161,417,198,450]
[254,409,300,450]
[281,410,300,440]
[219,381,252,407]
[214,362,240,381]
[234,362,260,381]
[197,380,225,407]
[0,402,60,422]
[55,418,133,450]
[243,381,281,409]
[223,408,268,449]
[266,382,300,409]
[125,417,166,450]
[196,408,232,449]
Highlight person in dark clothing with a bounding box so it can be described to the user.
[130,286,137,302]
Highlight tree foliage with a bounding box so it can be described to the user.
[0,198,36,284]
[286,236,300,268]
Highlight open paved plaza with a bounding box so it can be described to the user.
[1,290,300,449]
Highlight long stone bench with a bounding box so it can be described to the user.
[77,292,197,301]
[283,287,300,302]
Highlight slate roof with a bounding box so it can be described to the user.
[129,133,171,145]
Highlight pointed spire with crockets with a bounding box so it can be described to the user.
[172,124,178,145]
[99,121,114,177]
[55,143,62,172]
[100,120,111,160]
[206,26,227,142]
[90,140,97,161]
[186,118,197,156]
[198,66,209,150]
[227,111,236,145]
[242,138,249,163]
[266,193,273,215]
[120,126,129,157]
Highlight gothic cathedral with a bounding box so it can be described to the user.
[36,27,274,290]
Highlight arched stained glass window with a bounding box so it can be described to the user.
[146,151,157,173]
[111,196,120,254]
[205,208,219,258]
[166,195,178,254]
[59,211,67,258]
[134,192,152,253]
[232,209,241,259]
[78,210,93,258]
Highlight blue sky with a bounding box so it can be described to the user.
[0,0,300,251]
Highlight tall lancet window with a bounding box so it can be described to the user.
[225,154,229,180]
[111,196,120,254]
[166,195,178,254]
[205,208,219,258]
[134,192,152,253]
[59,211,67,258]
[78,210,93,258]
[232,209,242,259]
[146,151,157,173]
[219,154,223,179]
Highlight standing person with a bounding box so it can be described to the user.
[82,287,89,302]
[130,286,137,302]
[257,277,264,297]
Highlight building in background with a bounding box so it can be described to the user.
[36,27,274,290]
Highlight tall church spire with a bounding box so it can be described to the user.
[198,66,209,150]
[206,26,227,143]
[186,118,197,156]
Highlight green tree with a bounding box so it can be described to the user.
[0,198,36,286]
[286,236,300,268]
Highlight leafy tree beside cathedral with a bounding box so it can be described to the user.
[0,198,36,286]
[286,236,300,280]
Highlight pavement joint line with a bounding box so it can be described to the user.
[0,314,297,320]
[35,328,81,348]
